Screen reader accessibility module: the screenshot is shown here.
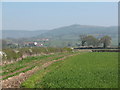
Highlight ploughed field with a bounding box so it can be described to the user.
[1,52,118,88]
[21,52,118,88]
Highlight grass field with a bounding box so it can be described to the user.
[21,52,118,88]
[1,52,76,80]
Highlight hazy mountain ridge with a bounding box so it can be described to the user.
[37,24,118,46]
[2,24,118,40]
[38,24,118,39]
[2,30,49,39]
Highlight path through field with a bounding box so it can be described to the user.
[2,52,118,88]
[2,52,79,88]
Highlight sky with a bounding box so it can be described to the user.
[2,2,118,30]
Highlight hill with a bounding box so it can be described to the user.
[2,30,49,39]
[38,24,117,39]
[36,24,118,46]
[2,24,118,46]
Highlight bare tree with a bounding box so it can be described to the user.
[79,35,87,46]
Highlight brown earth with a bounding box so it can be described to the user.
[2,53,78,88]
[2,54,67,79]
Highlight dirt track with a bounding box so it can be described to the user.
[2,54,77,88]
[2,54,66,79]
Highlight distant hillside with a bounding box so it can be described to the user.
[38,24,117,40]
[3,25,118,39]
[36,24,118,46]
[2,24,118,47]
[2,30,49,39]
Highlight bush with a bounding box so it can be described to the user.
[2,47,72,62]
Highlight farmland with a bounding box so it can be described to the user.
[20,52,118,88]
[1,2,119,89]
[1,52,75,79]
[1,48,80,88]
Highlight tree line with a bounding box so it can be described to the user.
[79,35,111,48]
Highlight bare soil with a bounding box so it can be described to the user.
[2,53,77,88]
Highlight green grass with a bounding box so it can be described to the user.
[2,52,75,79]
[2,66,36,80]
[21,52,118,88]
[2,55,54,76]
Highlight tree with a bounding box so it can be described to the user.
[100,35,111,48]
[79,35,100,47]
[85,35,100,47]
[79,35,87,46]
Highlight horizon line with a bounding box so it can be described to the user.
[2,24,118,31]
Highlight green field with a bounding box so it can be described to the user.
[1,51,76,80]
[21,52,118,88]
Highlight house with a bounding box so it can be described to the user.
[24,42,44,47]
[24,42,38,47]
